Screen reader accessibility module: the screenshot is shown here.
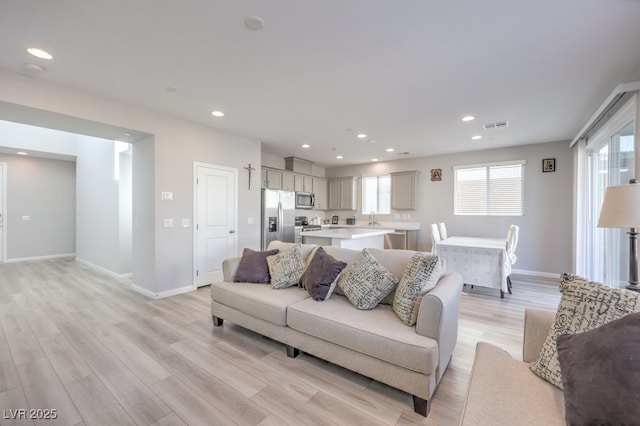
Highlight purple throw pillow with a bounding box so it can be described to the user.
[234,248,279,283]
[557,312,640,426]
[300,247,347,301]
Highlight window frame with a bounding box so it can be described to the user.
[361,174,391,215]
[453,160,526,216]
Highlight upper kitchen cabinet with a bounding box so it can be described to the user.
[262,168,283,190]
[391,171,419,210]
[312,177,327,210]
[282,172,295,192]
[294,174,313,192]
[328,177,357,210]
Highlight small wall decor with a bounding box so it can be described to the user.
[244,163,256,189]
[431,168,442,181]
[542,158,556,173]
[331,215,339,224]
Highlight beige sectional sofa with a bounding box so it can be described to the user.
[460,308,564,425]
[210,241,463,417]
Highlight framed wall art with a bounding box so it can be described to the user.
[542,158,556,173]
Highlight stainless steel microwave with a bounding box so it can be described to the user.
[295,192,315,209]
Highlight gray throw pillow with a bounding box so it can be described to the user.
[234,248,279,283]
[267,244,305,289]
[557,312,640,425]
[338,248,398,310]
[299,247,347,301]
[393,253,441,326]
[530,273,640,389]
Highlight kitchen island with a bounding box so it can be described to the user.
[302,228,393,250]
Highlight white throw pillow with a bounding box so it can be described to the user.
[338,248,398,310]
[393,253,441,326]
[267,244,305,289]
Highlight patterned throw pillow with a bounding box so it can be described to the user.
[338,248,399,310]
[267,244,305,289]
[393,253,441,326]
[530,273,640,389]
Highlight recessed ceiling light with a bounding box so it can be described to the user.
[357,133,367,139]
[471,135,483,140]
[301,144,310,148]
[17,151,28,155]
[336,155,343,159]
[371,158,379,162]
[462,116,475,122]
[211,110,224,117]
[245,16,264,31]
[368,139,376,143]
[386,148,395,152]
[122,132,131,137]
[27,48,53,60]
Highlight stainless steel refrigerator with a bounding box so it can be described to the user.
[261,189,295,250]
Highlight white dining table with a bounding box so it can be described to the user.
[434,236,510,298]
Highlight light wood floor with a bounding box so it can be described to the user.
[0,258,561,425]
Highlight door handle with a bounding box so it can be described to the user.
[229,230,236,234]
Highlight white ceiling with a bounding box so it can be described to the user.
[1,1,639,167]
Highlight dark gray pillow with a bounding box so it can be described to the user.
[300,247,347,301]
[557,312,640,426]
[234,248,279,283]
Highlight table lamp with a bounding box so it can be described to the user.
[597,179,640,291]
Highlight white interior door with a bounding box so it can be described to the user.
[0,162,4,262]
[195,164,237,286]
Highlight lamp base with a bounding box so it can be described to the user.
[625,283,640,292]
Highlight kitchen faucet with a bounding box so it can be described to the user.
[368,211,378,226]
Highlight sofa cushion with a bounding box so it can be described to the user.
[234,248,279,283]
[530,274,640,389]
[267,244,306,289]
[557,312,640,425]
[460,342,564,426]
[338,248,398,310]
[299,247,347,301]
[287,295,438,374]
[211,281,309,326]
[393,253,441,326]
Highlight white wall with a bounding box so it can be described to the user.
[76,135,131,274]
[0,154,75,260]
[326,140,574,276]
[0,69,262,296]
[0,120,77,157]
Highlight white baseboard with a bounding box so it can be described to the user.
[75,257,131,279]
[5,253,76,263]
[131,283,196,300]
[512,269,562,280]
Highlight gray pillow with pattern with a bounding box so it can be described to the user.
[530,273,640,389]
[267,244,305,289]
[338,248,398,310]
[393,253,441,326]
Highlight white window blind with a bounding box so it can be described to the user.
[362,175,391,214]
[454,160,525,216]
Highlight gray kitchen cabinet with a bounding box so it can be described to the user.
[282,172,295,192]
[328,177,356,210]
[294,174,313,192]
[262,168,283,190]
[312,177,327,210]
[391,171,419,209]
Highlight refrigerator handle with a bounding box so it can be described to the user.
[277,201,283,241]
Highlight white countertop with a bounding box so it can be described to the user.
[320,222,421,231]
[303,228,393,240]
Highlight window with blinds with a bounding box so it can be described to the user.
[454,160,525,216]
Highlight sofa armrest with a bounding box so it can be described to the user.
[416,272,463,380]
[222,256,242,282]
[522,308,556,363]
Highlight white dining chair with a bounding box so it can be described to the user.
[438,222,448,240]
[430,223,441,246]
[505,225,519,293]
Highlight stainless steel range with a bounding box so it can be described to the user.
[294,216,321,242]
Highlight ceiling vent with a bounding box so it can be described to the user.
[482,121,509,131]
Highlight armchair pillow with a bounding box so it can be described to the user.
[557,312,640,425]
[234,248,279,283]
[530,274,640,389]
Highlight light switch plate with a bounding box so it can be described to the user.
[181,218,190,227]
[163,218,174,228]
[161,192,173,201]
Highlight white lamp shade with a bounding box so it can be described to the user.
[597,183,640,228]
